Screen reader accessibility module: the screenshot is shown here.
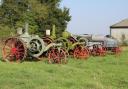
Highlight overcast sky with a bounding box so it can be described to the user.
[61,0,128,35]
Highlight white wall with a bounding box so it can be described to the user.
[111,28,128,43]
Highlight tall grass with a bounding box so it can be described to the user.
[0,48,128,89]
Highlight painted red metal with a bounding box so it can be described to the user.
[2,38,26,62]
[48,48,67,64]
[73,45,89,59]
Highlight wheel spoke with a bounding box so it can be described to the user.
[2,38,26,62]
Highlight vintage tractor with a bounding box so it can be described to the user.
[104,38,121,55]
[55,34,89,59]
[41,25,89,59]
[76,34,121,56]
[2,23,67,63]
[77,36,106,56]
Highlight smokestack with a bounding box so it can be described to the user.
[24,22,29,35]
[25,22,28,32]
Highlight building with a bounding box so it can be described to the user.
[110,19,128,43]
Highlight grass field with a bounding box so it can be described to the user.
[0,48,128,89]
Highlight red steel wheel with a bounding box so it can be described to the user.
[91,48,97,56]
[82,47,90,58]
[91,44,98,56]
[59,48,68,64]
[48,48,67,64]
[73,46,79,58]
[2,38,27,62]
[91,45,106,56]
[48,48,60,64]
[112,47,121,55]
[102,47,107,56]
[97,47,106,56]
[73,45,89,59]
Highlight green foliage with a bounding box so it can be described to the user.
[62,30,71,38]
[0,0,71,37]
[0,24,15,39]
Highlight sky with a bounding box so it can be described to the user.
[61,0,128,35]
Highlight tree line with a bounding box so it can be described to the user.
[0,0,71,36]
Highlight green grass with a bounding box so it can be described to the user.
[0,50,128,89]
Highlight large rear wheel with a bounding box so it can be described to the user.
[2,38,27,62]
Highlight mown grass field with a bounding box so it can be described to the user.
[0,47,128,89]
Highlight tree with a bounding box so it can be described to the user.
[0,0,71,36]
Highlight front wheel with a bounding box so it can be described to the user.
[47,48,68,64]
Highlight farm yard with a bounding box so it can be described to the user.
[0,47,128,89]
[0,0,128,89]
